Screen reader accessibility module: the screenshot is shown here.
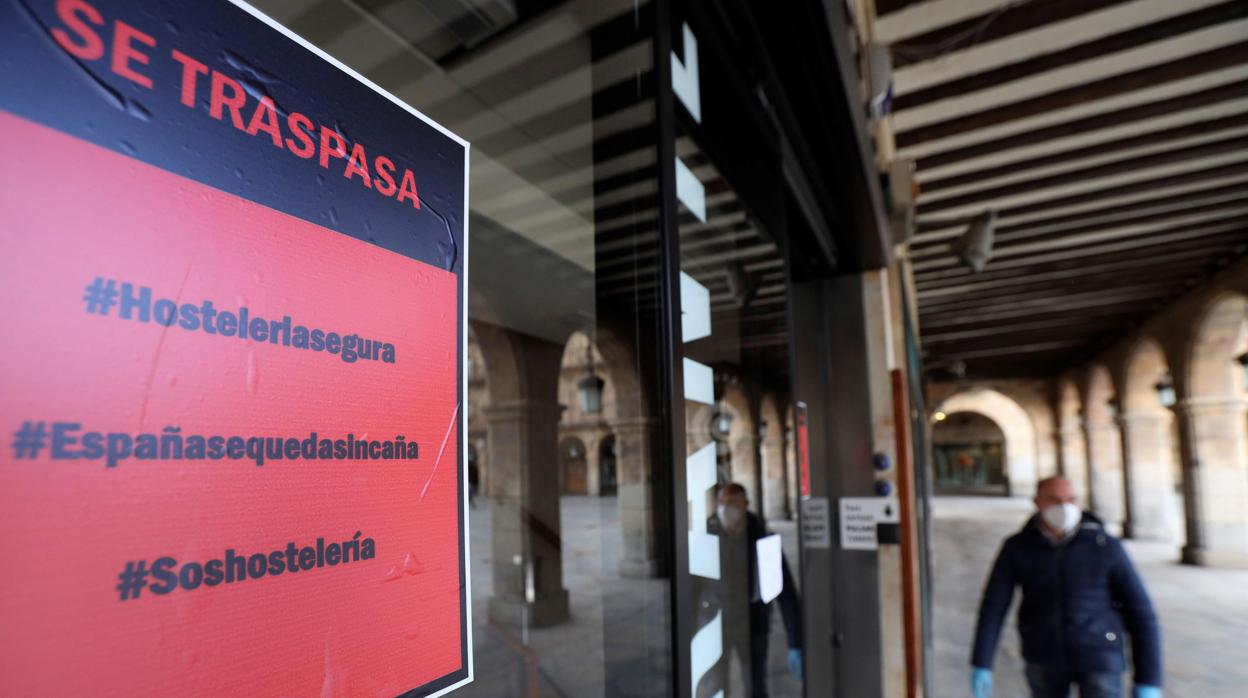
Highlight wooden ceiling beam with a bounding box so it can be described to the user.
[914,229,1248,284]
[917,179,1248,235]
[914,79,1248,170]
[916,264,1209,309]
[919,283,1175,317]
[913,196,1248,258]
[890,0,1137,68]
[925,326,1136,355]
[931,340,1088,360]
[874,0,929,16]
[915,221,1248,274]
[917,135,1248,214]
[918,301,1179,335]
[895,1,1248,111]
[897,41,1248,148]
[920,112,1248,193]
[916,246,1236,292]
[918,160,1248,229]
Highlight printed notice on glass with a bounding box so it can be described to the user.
[800,497,832,549]
[839,498,900,551]
[0,1,470,696]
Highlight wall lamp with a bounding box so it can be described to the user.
[1155,374,1176,408]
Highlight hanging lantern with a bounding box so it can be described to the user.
[1154,374,1176,408]
[577,375,604,413]
[710,410,733,441]
[576,333,604,413]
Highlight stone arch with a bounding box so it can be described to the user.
[932,412,1008,492]
[1177,294,1248,566]
[469,320,571,627]
[469,321,527,403]
[719,381,761,510]
[559,330,617,422]
[592,323,646,421]
[1057,377,1089,502]
[1082,364,1126,530]
[588,320,664,577]
[558,330,613,495]
[934,388,1039,497]
[759,393,789,520]
[686,401,716,456]
[1119,337,1183,541]
[1186,294,1248,401]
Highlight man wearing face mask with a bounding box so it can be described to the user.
[708,482,802,697]
[969,476,1162,698]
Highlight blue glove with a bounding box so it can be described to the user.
[787,648,802,678]
[971,667,992,698]
[1134,687,1162,698]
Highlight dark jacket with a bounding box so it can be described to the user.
[705,511,803,648]
[971,512,1162,687]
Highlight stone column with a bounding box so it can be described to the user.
[1058,425,1089,504]
[761,433,790,520]
[785,426,799,516]
[615,416,662,578]
[485,400,571,627]
[1117,412,1174,540]
[732,434,762,514]
[585,433,601,496]
[1083,418,1125,533]
[1175,399,1248,567]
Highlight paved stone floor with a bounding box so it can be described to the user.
[931,496,1248,697]
[458,496,801,697]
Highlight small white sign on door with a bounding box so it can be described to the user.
[839,497,900,550]
[800,497,832,549]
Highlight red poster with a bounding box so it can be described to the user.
[0,1,470,696]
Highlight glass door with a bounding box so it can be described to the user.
[250,1,677,695]
[661,6,805,696]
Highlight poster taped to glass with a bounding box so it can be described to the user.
[0,1,471,695]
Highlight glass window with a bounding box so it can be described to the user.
[249,1,673,695]
[670,21,805,694]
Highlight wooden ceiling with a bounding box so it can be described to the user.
[879,0,1248,379]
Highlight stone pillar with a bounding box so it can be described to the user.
[732,434,762,514]
[785,426,799,518]
[761,433,789,520]
[1058,426,1089,504]
[615,417,662,578]
[1038,426,1061,480]
[1176,399,1248,567]
[1083,418,1125,532]
[585,433,601,496]
[485,400,571,627]
[1117,412,1174,540]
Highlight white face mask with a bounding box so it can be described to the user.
[717,503,744,529]
[1041,502,1081,534]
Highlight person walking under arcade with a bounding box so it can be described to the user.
[969,476,1162,698]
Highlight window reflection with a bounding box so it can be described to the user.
[676,128,804,696]
[252,1,672,695]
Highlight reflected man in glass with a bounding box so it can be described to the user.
[707,482,802,696]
